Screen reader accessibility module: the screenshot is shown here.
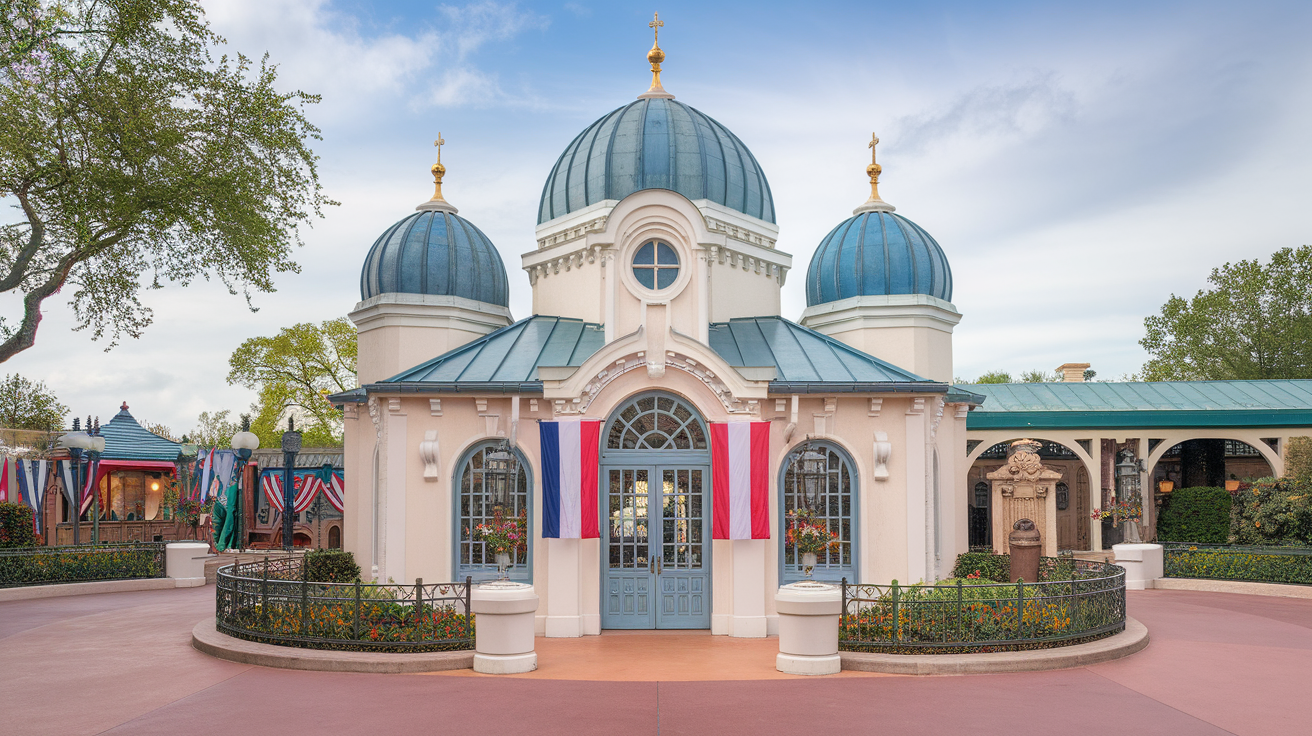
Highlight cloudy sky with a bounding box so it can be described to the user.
[5,0,1312,432]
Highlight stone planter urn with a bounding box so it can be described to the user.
[165,541,209,587]
[471,580,539,674]
[775,581,842,675]
[496,552,511,579]
[801,552,818,579]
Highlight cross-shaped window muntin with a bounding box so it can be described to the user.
[632,241,679,290]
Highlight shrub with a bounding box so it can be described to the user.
[950,552,1011,583]
[1165,546,1312,585]
[1230,478,1312,546]
[0,502,38,548]
[304,549,361,583]
[1156,487,1231,543]
[1287,437,1312,485]
[0,543,164,587]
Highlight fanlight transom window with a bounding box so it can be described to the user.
[781,442,856,582]
[456,443,531,581]
[632,241,680,290]
[607,395,707,450]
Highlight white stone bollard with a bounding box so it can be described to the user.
[165,542,210,587]
[1113,543,1164,590]
[471,581,540,674]
[775,582,842,675]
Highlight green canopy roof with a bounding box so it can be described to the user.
[961,380,1312,430]
[355,314,954,397]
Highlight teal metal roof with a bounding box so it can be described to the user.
[373,316,606,389]
[354,315,953,397]
[962,380,1312,429]
[708,317,948,393]
[100,405,181,461]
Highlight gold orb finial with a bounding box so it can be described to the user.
[638,12,674,99]
[418,133,458,213]
[854,132,895,214]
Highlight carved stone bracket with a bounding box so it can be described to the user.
[419,430,440,481]
[873,431,891,481]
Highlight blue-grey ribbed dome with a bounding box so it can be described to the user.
[805,211,953,306]
[360,210,509,305]
[538,98,775,225]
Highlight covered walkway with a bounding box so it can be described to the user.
[1,586,1309,735]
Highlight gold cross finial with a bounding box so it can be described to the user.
[429,133,449,205]
[434,133,445,165]
[865,132,883,203]
[638,11,674,99]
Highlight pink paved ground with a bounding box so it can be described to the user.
[2,586,1309,735]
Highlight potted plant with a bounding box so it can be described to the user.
[474,509,528,579]
[785,509,839,578]
[1091,499,1144,543]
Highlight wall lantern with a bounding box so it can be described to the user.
[1115,451,1141,502]
[792,442,828,511]
[484,441,517,510]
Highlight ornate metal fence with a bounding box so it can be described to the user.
[840,558,1126,654]
[1164,543,1312,585]
[0,542,167,588]
[215,556,474,652]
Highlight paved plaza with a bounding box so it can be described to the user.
[1,587,1309,735]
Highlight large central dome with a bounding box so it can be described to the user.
[538,98,775,225]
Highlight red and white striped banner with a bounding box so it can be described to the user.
[710,422,771,540]
[261,473,322,514]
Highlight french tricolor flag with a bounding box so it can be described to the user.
[540,420,600,539]
[710,422,771,540]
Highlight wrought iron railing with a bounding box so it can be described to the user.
[840,558,1126,654]
[215,556,474,653]
[0,542,167,588]
[1163,543,1312,585]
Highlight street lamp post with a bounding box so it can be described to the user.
[88,418,105,545]
[281,418,303,551]
[230,417,260,553]
[59,418,93,546]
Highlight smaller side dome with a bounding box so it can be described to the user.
[359,210,509,305]
[805,211,953,306]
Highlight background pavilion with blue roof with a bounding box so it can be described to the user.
[329,22,1311,638]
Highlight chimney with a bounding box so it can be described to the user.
[1057,363,1091,382]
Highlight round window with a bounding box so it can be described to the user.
[632,241,679,290]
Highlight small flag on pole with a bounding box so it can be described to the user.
[540,419,600,539]
[710,422,771,540]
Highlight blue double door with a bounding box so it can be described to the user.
[602,465,710,629]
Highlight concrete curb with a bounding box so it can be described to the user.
[191,618,474,674]
[0,577,181,602]
[840,617,1148,675]
[1153,577,1312,599]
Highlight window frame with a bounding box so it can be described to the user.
[630,240,681,292]
[452,442,534,583]
[778,440,859,584]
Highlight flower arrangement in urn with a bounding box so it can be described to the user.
[785,509,839,578]
[474,508,528,579]
[1090,500,1143,524]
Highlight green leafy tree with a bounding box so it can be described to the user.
[187,409,241,448]
[227,318,356,447]
[0,373,67,430]
[0,0,332,363]
[1019,369,1058,383]
[1140,246,1312,381]
[970,371,1013,384]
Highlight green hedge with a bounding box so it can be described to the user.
[1230,478,1312,545]
[1165,545,1312,585]
[0,502,38,548]
[304,549,361,583]
[0,544,166,587]
[1157,487,1231,543]
[951,552,1011,583]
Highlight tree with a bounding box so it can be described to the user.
[1140,246,1312,381]
[959,370,1059,384]
[187,409,241,448]
[227,318,356,447]
[972,371,1013,384]
[0,0,332,363]
[0,373,67,430]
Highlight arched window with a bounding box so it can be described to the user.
[454,443,532,582]
[606,394,707,450]
[973,481,990,508]
[780,441,857,583]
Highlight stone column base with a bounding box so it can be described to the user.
[777,652,841,676]
[474,652,538,674]
[1113,543,1164,590]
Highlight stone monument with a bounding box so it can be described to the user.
[986,439,1061,557]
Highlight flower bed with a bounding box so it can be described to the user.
[840,556,1125,654]
[0,542,166,588]
[1163,543,1312,585]
[215,556,473,653]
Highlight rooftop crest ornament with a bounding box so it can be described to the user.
[418,132,458,213]
[638,12,674,99]
[855,132,896,214]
